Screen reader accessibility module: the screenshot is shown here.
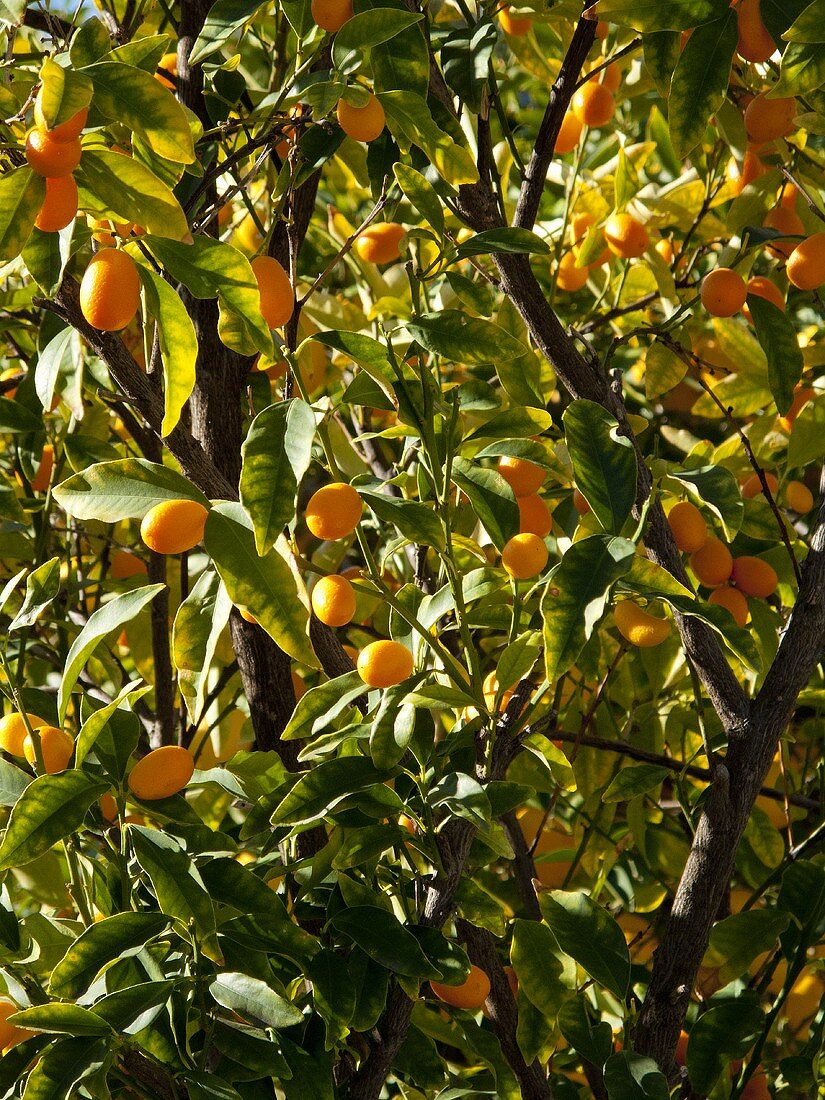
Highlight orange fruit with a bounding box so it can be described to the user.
[667,501,707,553]
[140,499,209,555]
[763,206,804,259]
[501,533,548,579]
[311,0,353,31]
[690,537,733,588]
[0,713,48,757]
[110,551,148,579]
[736,0,775,62]
[700,267,747,317]
[572,486,590,514]
[785,480,813,513]
[25,128,81,177]
[730,146,767,195]
[604,213,648,258]
[786,232,825,291]
[554,112,582,154]
[744,94,796,143]
[33,94,88,142]
[614,601,671,646]
[29,443,54,492]
[251,255,294,329]
[595,19,608,39]
[23,725,73,773]
[305,483,362,540]
[357,640,414,687]
[742,471,778,499]
[79,248,141,332]
[708,585,749,627]
[0,1001,33,1051]
[655,238,675,264]
[499,6,532,35]
[746,275,784,312]
[779,386,815,432]
[127,745,195,800]
[518,494,553,538]
[100,792,118,822]
[34,175,78,233]
[311,574,356,627]
[556,250,589,291]
[592,62,621,93]
[571,82,615,128]
[517,808,575,887]
[355,222,405,265]
[430,965,490,1011]
[731,556,778,598]
[740,1073,770,1100]
[497,455,545,497]
[336,94,385,142]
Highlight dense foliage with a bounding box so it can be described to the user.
[0,0,823,1096]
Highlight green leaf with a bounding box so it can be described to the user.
[189,0,266,63]
[645,341,687,400]
[332,9,423,71]
[542,535,636,681]
[539,890,630,999]
[563,401,637,534]
[747,295,803,416]
[0,397,43,433]
[510,919,568,1020]
[706,910,790,983]
[450,457,520,551]
[788,395,825,468]
[666,464,744,540]
[272,757,384,825]
[181,1072,243,1100]
[58,584,164,723]
[331,905,441,978]
[138,266,198,435]
[172,569,233,723]
[380,90,478,186]
[21,1037,109,1100]
[455,228,551,258]
[74,681,150,768]
[773,39,825,96]
[393,163,443,238]
[685,994,764,1094]
[84,61,195,162]
[0,167,45,262]
[23,226,73,298]
[11,1003,111,1037]
[662,593,761,671]
[34,327,81,416]
[204,502,316,667]
[240,399,316,554]
[49,911,169,998]
[93,979,174,1034]
[643,31,681,97]
[557,996,614,1067]
[589,0,721,32]
[78,150,192,243]
[129,825,221,962]
[53,458,208,522]
[8,558,60,631]
[362,0,429,96]
[441,21,497,112]
[603,764,670,803]
[370,698,415,769]
[147,235,272,357]
[603,1052,670,1100]
[430,772,491,831]
[623,555,694,600]
[0,759,31,806]
[35,57,93,128]
[0,772,108,873]
[209,972,303,1029]
[282,671,364,741]
[358,482,445,550]
[784,0,825,41]
[407,310,528,366]
[668,10,737,158]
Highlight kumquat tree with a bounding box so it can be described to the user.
[0,0,824,1094]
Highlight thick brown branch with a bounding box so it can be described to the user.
[515,12,597,230]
